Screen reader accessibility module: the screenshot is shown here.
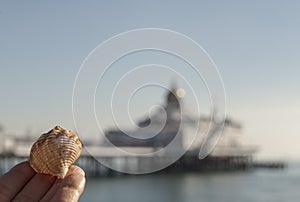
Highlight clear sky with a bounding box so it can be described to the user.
[0,1,299,159]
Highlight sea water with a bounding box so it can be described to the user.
[80,162,300,202]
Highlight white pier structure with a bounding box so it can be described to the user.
[0,85,257,174]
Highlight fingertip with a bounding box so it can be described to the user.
[65,165,86,191]
[68,165,85,177]
[49,166,86,202]
[9,161,35,176]
[66,166,86,194]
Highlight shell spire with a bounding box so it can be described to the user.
[29,126,82,179]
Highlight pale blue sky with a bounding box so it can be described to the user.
[0,1,299,158]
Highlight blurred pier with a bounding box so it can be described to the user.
[0,144,285,176]
[0,85,286,175]
[251,161,285,169]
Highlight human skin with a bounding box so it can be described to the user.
[0,161,86,202]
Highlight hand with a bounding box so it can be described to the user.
[0,161,86,202]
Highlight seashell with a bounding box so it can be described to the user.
[29,126,82,179]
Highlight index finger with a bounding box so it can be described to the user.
[0,161,35,201]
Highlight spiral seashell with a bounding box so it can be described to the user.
[29,126,82,179]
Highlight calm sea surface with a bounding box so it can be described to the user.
[80,162,300,202]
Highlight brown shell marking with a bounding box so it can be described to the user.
[29,126,82,179]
